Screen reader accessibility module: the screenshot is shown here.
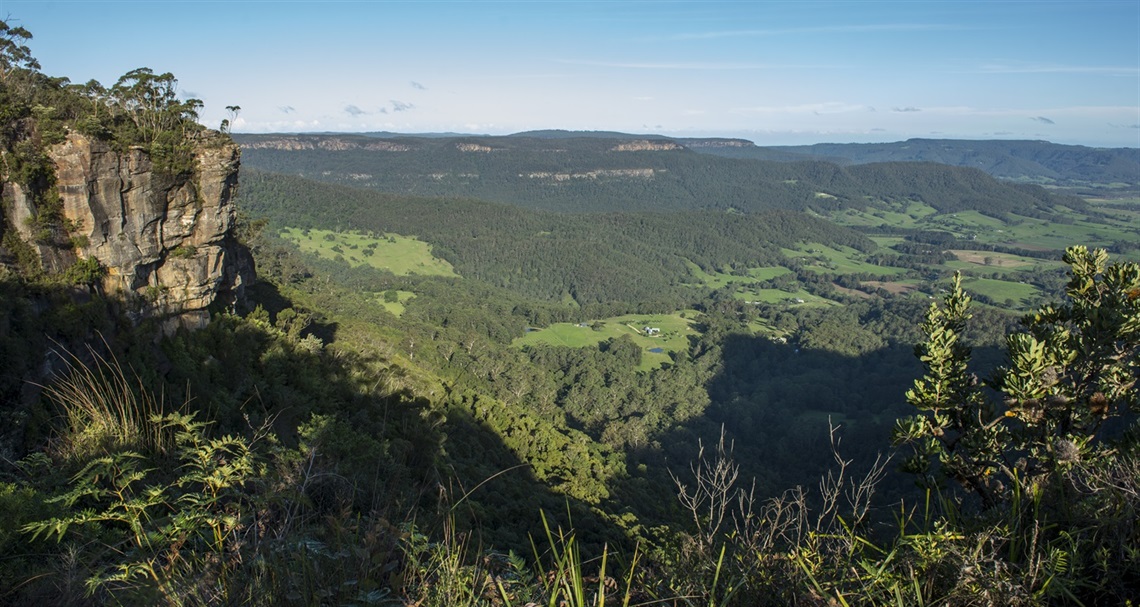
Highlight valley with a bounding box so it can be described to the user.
[1,31,1137,603]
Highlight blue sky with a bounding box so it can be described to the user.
[6,1,1139,146]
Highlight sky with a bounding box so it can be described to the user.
[5,0,1140,147]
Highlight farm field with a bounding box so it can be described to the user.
[279,228,458,277]
[829,201,938,229]
[782,243,908,276]
[832,200,1139,257]
[685,261,791,289]
[960,276,1042,307]
[945,250,1065,273]
[735,286,837,306]
[513,312,699,371]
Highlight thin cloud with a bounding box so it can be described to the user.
[671,23,960,41]
[893,107,922,112]
[278,105,295,114]
[558,59,839,70]
[391,100,415,112]
[344,105,367,116]
[733,102,872,115]
[1030,116,1056,125]
[977,62,1139,76]
[411,81,427,90]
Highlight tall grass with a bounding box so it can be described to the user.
[41,346,172,461]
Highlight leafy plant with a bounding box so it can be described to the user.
[24,412,258,604]
[896,247,1140,506]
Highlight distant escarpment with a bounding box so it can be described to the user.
[1,131,253,329]
[236,133,1087,217]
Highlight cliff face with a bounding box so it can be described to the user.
[2,131,253,329]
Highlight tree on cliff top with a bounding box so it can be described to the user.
[0,20,39,84]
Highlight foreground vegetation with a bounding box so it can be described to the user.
[3,246,1136,605]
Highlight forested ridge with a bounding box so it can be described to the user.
[750,138,1140,191]
[3,24,1139,606]
[235,133,1089,218]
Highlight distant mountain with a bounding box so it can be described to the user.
[509,129,673,140]
[235,133,1087,219]
[695,138,1140,191]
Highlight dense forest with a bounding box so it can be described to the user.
[2,22,1139,606]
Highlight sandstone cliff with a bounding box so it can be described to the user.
[1,131,253,329]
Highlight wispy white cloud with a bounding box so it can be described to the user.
[732,102,872,115]
[671,23,960,41]
[1031,116,1056,125]
[976,62,1139,76]
[893,106,922,112]
[411,81,427,90]
[558,59,839,70]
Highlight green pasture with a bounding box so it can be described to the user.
[374,290,416,317]
[783,243,908,277]
[280,228,458,277]
[735,287,835,306]
[868,236,906,248]
[974,218,1129,252]
[961,276,1042,308]
[937,211,1008,233]
[944,250,1065,274]
[513,312,698,371]
[685,261,791,289]
[830,201,938,230]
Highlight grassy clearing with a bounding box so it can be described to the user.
[684,261,790,289]
[374,290,416,317]
[513,312,698,371]
[783,243,908,276]
[868,236,906,248]
[830,201,939,230]
[945,250,1066,274]
[735,287,835,306]
[961,276,1042,307]
[280,227,458,277]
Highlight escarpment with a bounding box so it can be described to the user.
[1,131,253,329]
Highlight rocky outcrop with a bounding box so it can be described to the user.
[2,131,253,330]
[241,136,411,152]
[610,140,682,152]
[455,142,495,153]
[683,139,754,149]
